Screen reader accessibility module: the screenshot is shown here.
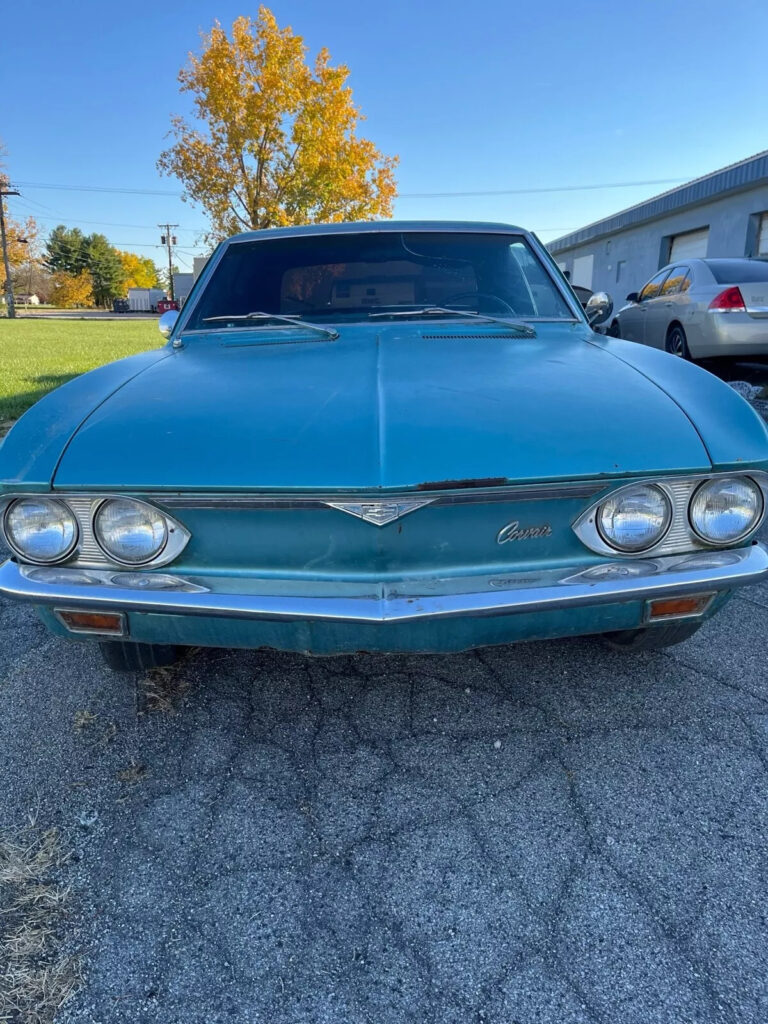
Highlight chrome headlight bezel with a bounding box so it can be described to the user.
[0,493,190,569]
[595,483,672,553]
[688,476,764,546]
[2,497,80,565]
[573,473,768,558]
[93,497,170,566]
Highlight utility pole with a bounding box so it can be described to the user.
[0,187,20,319]
[159,224,178,302]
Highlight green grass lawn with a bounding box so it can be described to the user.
[0,319,161,423]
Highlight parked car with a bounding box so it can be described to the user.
[571,284,593,308]
[609,258,768,358]
[1,222,767,671]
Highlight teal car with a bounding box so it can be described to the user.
[1,221,767,671]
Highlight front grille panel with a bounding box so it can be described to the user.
[65,497,105,564]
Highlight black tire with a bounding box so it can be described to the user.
[607,320,621,338]
[602,619,702,651]
[99,640,181,672]
[665,324,690,359]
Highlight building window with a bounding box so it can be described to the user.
[758,213,768,257]
[616,260,627,283]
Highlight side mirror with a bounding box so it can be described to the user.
[626,292,640,303]
[158,309,179,339]
[585,291,613,326]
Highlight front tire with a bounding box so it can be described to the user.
[665,324,690,359]
[602,620,702,651]
[99,641,181,672]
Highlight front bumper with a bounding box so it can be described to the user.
[1,544,766,627]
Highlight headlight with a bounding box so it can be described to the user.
[93,498,168,565]
[3,498,78,564]
[689,477,763,545]
[597,484,672,552]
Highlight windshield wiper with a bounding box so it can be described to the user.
[367,306,536,337]
[202,312,339,340]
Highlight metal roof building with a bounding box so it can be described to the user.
[548,151,768,300]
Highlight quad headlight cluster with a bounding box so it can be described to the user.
[593,476,764,554]
[2,496,185,567]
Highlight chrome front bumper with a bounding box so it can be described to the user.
[1,544,766,625]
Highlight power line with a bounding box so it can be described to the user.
[12,176,691,200]
[399,178,689,198]
[15,180,182,197]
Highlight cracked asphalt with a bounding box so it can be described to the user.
[0,520,767,1024]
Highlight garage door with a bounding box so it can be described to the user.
[571,254,594,289]
[669,227,709,261]
[758,213,768,257]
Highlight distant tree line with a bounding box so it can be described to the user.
[41,226,161,307]
[7,222,162,309]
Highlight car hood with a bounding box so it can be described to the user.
[51,323,712,491]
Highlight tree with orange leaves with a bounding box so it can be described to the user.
[158,8,398,242]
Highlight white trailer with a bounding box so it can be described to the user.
[127,288,166,312]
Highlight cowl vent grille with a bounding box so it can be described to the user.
[421,333,521,340]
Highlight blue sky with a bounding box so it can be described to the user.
[2,0,767,271]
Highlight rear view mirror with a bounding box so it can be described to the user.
[626,292,639,303]
[585,291,613,326]
[159,310,179,339]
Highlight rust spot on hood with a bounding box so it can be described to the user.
[417,476,507,491]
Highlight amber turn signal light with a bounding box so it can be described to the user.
[54,609,126,636]
[646,593,715,621]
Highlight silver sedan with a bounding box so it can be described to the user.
[610,258,768,358]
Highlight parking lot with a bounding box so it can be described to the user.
[1,506,767,1023]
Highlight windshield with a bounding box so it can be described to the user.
[186,232,576,329]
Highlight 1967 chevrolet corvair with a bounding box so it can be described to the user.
[1,221,767,671]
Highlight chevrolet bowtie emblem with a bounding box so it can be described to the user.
[326,499,436,526]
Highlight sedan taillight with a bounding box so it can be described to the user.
[708,286,746,312]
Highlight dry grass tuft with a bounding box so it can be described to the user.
[115,760,149,785]
[137,661,192,714]
[0,824,81,1023]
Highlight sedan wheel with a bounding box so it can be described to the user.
[665,325,690,359]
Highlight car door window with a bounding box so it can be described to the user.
[638,270,671,302]
[661,266,689,295]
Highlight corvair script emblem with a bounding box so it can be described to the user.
[497,521,553,544]
[326,499,436,526]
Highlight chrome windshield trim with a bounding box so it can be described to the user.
[2,544,765,625]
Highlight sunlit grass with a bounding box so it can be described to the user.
[0,319,161,423]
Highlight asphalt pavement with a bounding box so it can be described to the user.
[2,371,768,1023]
[1,518,767,1024]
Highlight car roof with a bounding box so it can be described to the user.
[662,257,763,270]
[228,220,528,243]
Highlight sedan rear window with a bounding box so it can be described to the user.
[708,259,768,284]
